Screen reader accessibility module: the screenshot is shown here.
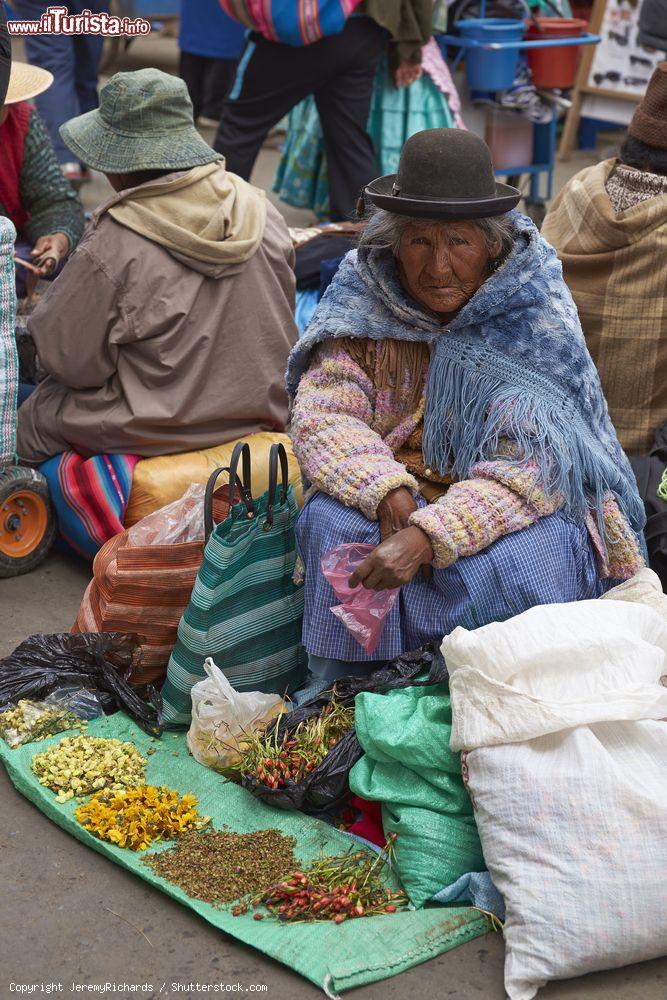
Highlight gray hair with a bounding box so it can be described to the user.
[358,207,515,264]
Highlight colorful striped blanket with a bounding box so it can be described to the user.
[39,452,139,560]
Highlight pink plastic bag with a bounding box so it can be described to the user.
[320,543,399,654]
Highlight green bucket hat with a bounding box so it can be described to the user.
[60,68,221,173]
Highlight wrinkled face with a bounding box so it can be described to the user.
[397,220,499,320]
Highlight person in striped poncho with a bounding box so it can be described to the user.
[0,61,84,295]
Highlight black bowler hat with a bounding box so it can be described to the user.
[365,128,521,220]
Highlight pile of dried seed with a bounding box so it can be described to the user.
[31,735,147,803]
[144,828,298,905]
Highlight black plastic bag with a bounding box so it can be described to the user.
[331,645,447,702]
[241,646,447,814]
[0,632,163,736]
[630,421,667,590]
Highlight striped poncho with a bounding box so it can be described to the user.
[0,217,18,465]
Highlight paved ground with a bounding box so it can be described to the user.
[3,29,667,1000]
[2,554,667,998]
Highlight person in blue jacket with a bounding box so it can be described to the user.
[179,0,246,126]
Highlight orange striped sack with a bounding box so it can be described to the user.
[73,487,234,687]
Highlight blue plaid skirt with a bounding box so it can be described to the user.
[296,492,609,661]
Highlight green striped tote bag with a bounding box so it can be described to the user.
[161,442,306,726]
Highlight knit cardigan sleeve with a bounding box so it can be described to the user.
[290,339,418,519]
[410,454,643,579]
[20,112,84,252]
[410,456,561,568]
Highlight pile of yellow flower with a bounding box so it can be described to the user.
[75,784,209,851]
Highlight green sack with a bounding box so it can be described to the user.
[161,443,307,726]
[349,682,484,908]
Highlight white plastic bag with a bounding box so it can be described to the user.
[186,657,286,772]
[443,600,667,1000]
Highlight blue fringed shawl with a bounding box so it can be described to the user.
[287,212,645,539]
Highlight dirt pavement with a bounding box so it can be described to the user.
[2,29,666,1000]
[2,554,667,998]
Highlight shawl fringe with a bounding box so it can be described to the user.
[423,338,645,542]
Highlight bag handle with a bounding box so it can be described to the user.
[265,442,289,530]
[204,449,255,544]
[203,656,238,702]
[228,441,253,510]
[204,467,242,543]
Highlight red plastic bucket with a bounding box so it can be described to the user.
[526,17,588,89]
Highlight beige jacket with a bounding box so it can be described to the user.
[18,166,297,462]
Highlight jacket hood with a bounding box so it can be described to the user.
[96,162,267,274]
[543,159,667,256]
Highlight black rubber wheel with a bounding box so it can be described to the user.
[0,466,56,578]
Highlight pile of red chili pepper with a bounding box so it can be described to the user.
[228,700,354,790]
[232,835,408,923]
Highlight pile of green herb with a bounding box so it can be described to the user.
[226,700,355,788]
[242,837,409,923]
[145,828,297,905]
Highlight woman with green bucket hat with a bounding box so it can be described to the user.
[17,68,298,465]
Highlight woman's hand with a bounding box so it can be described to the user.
[377,486,418,541]
[394,61,423,89]
[30,232,69,275]
[349,526,434,590]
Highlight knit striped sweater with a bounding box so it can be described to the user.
[290,336,642,580]
[0,218,18,463]
[0,108,84,251]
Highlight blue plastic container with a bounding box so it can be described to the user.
[117,0,180,16]
[457,18,525,91]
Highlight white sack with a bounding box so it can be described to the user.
[445,600,667,750]
[602,567,667,621]
[442,600,667,1000]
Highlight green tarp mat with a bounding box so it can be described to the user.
[0,713,488,995]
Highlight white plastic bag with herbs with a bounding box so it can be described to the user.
[187,658,286,772]
[443,599,667,1000]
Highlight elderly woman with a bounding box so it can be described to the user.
[287,129,645,682]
